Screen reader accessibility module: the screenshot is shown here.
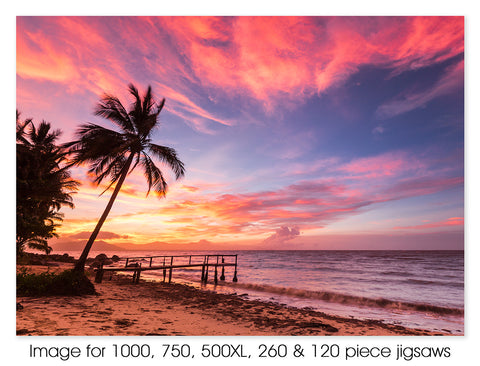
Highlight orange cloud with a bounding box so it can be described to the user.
[17,28,79,82]
[58,143,463,246]
[181,185,200,192]
[57,168,463,245]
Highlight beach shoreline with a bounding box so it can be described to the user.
[16,263,450,336]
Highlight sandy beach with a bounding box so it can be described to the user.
[15,263,448,336]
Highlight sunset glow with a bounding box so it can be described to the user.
[16,16,464,251]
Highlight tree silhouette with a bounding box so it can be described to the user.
[64,84,185,273]
[16,111,78,255]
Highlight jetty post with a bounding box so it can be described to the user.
[132,263,141,283]
[233,254,238,282]
[95,263,104,283]
[214,256,219,284]
[162,257,166,282]
[204,256,209,283]
[168,256,174,283]
[220,256,225,281]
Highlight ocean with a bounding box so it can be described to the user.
[69,249,464,335]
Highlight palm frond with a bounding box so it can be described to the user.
[64,123,126,164]
[130,152,141,173]
[91,154,127,188]
[142,85,155,117]
[127,84,161,137]
[128,83,143,125]
[16,113,33,144]
[147,143,185,179]
[95,94,136,133]
[30,121,61,148]
[141,152,168,197]
[157,97,166,114]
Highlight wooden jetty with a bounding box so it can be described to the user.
[94,254,238,285]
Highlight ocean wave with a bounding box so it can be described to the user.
[405,278,464,288]
[225,282,464,316]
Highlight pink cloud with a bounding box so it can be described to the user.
[339,151,420,178]
[17,16,464,127]
[143,180,368,237]
[387,17,464,74]
[394,217,464,230]
[17,17,232,133]
[321,17,463,83]
[165,160,461,237]
[383,176,463,200]
[61,143,462,242]
[157,16,464,111]
[262,226,300,246]
[59,167,463,243]
[340,153,413,177]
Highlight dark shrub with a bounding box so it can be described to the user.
[16,252,76,265]
[94,253,108,262]
[17,268,96,296]
[91,253,113,267]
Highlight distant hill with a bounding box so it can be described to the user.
[50,240,126,253]
[50,239,219,253]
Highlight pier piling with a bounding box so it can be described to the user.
[162,257,166,282]
[168,257,173,283]
[204,257,209,283]
[233,255,238,282]
[220,256,225,281]
[95,263,104,283]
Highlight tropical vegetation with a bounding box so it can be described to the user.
[16,111,78,256]
[17,267,96,296]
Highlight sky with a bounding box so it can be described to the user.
[16,16,465,251]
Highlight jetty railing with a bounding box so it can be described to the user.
[94,254,238,285]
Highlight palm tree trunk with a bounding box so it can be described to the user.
[73,153,134,273]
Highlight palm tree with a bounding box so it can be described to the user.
[65,84,185,273]
[16,111,78,255]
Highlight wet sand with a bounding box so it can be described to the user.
[16,264,446,336]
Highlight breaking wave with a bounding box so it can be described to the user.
[226,282,464,316]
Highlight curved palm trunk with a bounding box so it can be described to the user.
[73,153,134,273]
